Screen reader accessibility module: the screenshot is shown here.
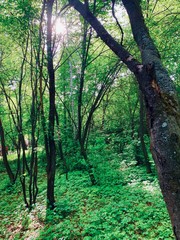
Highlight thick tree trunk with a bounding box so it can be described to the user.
[139,66,180,238]
[139,91,152,173]
[69,0,180,237]
[122,1,180,237]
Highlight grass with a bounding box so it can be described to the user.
[0,154,174,240]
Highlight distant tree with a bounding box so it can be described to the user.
[56,11,122,184]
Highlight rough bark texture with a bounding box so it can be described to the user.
[142,69,180,235]
[122,1,180,237]
[139,91,152,173]
[69,0,180,238]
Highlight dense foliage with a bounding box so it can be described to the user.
[0,144,173,239]
[0,0,179,238]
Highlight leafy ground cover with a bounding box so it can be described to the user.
[0,157,174,240]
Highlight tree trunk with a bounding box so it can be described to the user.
[122,1,180,237]
[140,67,180,238]
[29,32,39,208]
[0,119,15,184]
[55,107,68,180]
[80,143,97,185]
[46,0,56,209]
[69,0,180,237]
[139,90,152,173]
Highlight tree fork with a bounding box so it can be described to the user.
[68,0,180,237]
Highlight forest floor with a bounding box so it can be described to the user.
[0,156,174,240]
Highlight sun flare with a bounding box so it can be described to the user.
[53,18,66,35]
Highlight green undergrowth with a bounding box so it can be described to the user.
[40,168,173,240]
[0,157,174,239]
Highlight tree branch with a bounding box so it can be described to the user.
[68,0,140,74]
[111,0,124,45]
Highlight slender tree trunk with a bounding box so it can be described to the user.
[77,19,88,142]
[69,1,180,237]
[46,0,56,209]
[37,0,49,167]
[76,19,97,185]
[39,69,50,165]
[18,35,30,207]
[29,31,39,208]
[101,95,109,130]
[80,143,97,185]
[0,119,15,184]
[55,107,68,180]
[69,60,76,138]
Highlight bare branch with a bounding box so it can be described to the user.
[111,0,124,45]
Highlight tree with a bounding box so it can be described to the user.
[56,10,122,183]
[68,0,180,237]
[46,0,57,209]
[0,0,42,208]
[138,90,152,173]
[0,119,15,184]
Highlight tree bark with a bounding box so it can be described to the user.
[69,0,180,238]
[139,90,152,173]
[0,119,15,184]
[46,0,56,209]
[122,1,180,237]
[29,31,39,208]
